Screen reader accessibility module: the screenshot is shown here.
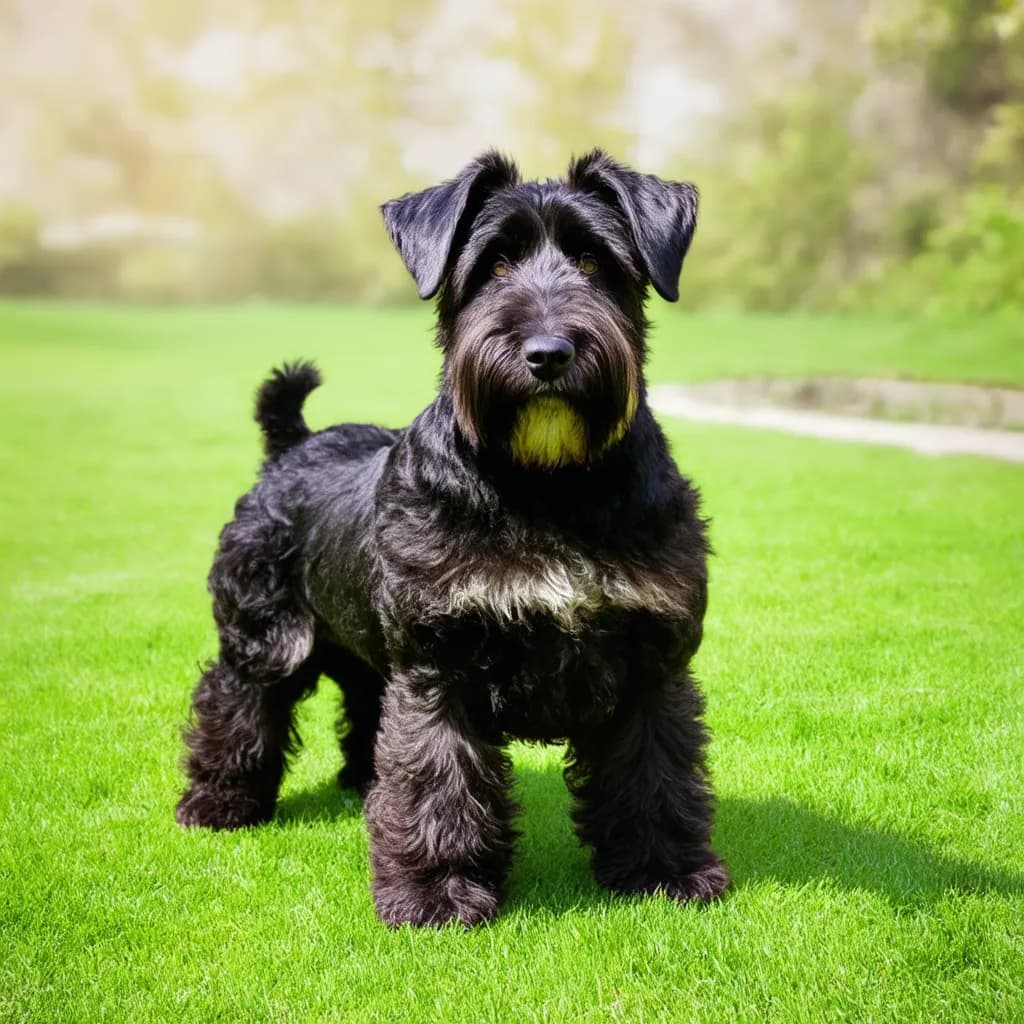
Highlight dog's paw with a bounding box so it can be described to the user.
[373,873,500,928]
[661,858,730,904]
[175,785,273,830]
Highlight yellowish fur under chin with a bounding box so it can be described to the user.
[509,397,587,469]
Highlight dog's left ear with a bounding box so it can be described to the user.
[382,151,520,300]
[568,150,698,302]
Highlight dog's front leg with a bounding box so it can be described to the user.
[565,669,729,903]
[364,670,516,927]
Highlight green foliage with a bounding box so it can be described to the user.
[0,214,413,305]
[679,76,872,311]
[856,184,1024,314]
[0,204,38,270]
[681,0,1024,314]
[868,0,1014,111]
[848,0,1024,313]
[975,101,1024,180]
[0,204,51,294]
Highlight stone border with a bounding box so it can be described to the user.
[670,377,1024,430]
[649,385,1024,464]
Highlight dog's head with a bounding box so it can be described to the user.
[382,150,698,470]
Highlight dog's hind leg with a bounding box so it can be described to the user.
[565,668,729,903]
[176,659,318,829]
[320,646,385,796]
[176,493,318,829]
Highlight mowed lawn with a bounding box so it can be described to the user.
[1,301,1022,1023]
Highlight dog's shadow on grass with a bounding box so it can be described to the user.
[276,775,366,825]
[272,764,1023,914]
[713,794,1024,906]
[504,763,1024,916]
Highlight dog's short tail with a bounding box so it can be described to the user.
[254,361,322,459]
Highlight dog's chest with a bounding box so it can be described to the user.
[438,549,692,630]
[408,548,698,740]
[427,601,679,740]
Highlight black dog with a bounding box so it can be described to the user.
[176,149,729,926]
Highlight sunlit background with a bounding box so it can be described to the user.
[1,0,1022,312]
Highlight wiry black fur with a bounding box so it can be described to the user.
[177,149,728,926]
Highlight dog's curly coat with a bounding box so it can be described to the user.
[176,149,729,926]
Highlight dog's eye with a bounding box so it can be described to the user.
[491,260,510,278]
[578,254,599,275]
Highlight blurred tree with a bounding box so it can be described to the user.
[681,74,873,310]
[868,0,1018,113]
[0,0,1020,311]
[676,0,1024,312]
[857,0,1024,311]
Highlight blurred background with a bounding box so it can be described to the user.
[0,0,1022,314]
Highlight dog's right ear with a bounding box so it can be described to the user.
[382,152,520,300]
[568,150,698,302]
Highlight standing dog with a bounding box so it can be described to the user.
[176,150,729,926]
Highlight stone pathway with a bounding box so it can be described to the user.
[649,384,1024,464]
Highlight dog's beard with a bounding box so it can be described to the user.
[452,368,638,470]
[508,396,587,469]
[447,299,641,468]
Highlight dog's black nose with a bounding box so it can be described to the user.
[523,336,575,381]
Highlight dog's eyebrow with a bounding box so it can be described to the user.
[462,207,544,266]
[448,205,544,296]
[548,198,639,276]
[481,206,543,245]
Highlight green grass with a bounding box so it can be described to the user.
[2,301,1022,1023]
[647,307,1024,386]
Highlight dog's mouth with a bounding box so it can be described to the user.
[532,378,571,397]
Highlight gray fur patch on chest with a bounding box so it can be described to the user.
[442,553,690,627]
